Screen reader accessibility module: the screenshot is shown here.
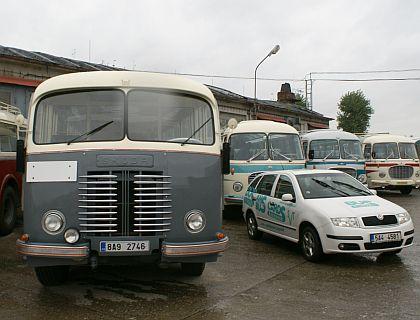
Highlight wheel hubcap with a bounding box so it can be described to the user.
[248,217,255,236]
[303,232,315,257]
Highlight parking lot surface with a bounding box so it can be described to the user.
[0,191,419,320]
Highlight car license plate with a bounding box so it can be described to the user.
[370,232,401,243]
[100,241,150,252]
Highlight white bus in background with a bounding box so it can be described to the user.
[301,130,367,184]
[223,120,305,207]
[362,134,420,194]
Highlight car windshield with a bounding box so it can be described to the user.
[399,143,418,159]
[229,133,268,161]
[34,89,215,145]
[269,133,303,160]
[373,142,399,159]
[310,139,340,159]
[339,139,362,160]
[296,173,372,199]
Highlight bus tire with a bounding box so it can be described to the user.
[246,211,263,240]
[300,225,324,262]
[400,187,412,195]
[35,266,69,286]
[180,262,206,276]
[0,186,18,236]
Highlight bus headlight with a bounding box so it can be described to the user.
[379,171,386,178]
[185,210,206,233]
[233,182,243,192]
[357,174,367,183]
[64,228,80,244]
[42,210,65,234]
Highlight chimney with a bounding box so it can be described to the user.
[277,83,297,103]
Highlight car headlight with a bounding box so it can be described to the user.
[396,212,411,225]
[233,181,243,192]
[331,217,360,228]
[64,228,80,244]
[357,174,367,183]
[379,171,386,178]
[42,210,65,234]
[185,210,206,233]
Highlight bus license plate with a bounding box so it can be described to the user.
[370,232,401,243]
[100,241,150,252]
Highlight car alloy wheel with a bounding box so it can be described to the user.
[302,231,315,257]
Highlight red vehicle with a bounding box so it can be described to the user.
[0,102,26,235]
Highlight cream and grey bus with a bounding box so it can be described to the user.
[16,71,229,285]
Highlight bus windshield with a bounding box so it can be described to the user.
[229,133,268,161]
[310,139,340,159]
[339,139,363,160]
[399,143,418,159]
[34,89,214,145]
[373,143,399,159]
[269,133,303,160]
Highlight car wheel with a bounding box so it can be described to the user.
[300,225,324,262]
[35,266,69,286]
[400,187,412,195]
[246,211,263,240]
[180,263,205,276]
[381,249,402,255]
[0,186,18,236]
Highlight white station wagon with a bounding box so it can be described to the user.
[243,170,414,261]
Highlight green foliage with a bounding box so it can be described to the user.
[295,93,308,108]
[337,90,374,133]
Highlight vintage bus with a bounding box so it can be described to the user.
[16,71,229,285]
[362,134,420,194]
[301,130,366,184]
[223,120,305,207]
[415,138,420,159]
[0,102,26,235]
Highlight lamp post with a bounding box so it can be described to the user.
[253,44,280,119]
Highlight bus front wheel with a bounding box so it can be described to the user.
[0,186,18,236]
[35,266,69,286]
[400,187,412,195]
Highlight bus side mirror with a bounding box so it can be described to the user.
[16,139,25,173]
[222,142,230,174]
[308,150,314,160]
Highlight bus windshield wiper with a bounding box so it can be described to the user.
[181,117,212,146]
[67,121,114,145]
[344,150,358,160]
[247,149,266,162]
[271,149,292,162]
[311,178,351,197]
[323,150,335,160]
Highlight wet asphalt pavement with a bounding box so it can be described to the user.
[0,191,419,320]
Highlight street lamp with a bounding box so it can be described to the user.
[253,44,280,118]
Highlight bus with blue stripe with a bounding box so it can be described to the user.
[301,130,366,184]
[223,120,305,207]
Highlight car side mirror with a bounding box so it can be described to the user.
[281,193,294,202]
[369,189,377,195]
[16,139,25,173]
[222,142,230,174]
[308,150,314,160]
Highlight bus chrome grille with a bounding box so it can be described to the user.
[78,171,171,237]
[389,166,413,179]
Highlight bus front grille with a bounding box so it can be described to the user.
[389,166,413,179]
[78,171,171,237]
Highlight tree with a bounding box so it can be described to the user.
[337,90,374,133]
[295,93,308,108]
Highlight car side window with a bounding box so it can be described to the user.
[248,175,263,191]
[363,144,371,159]
[255,175,276,196]
[274,175,296,201]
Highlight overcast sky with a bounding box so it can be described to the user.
[2,0,420,136]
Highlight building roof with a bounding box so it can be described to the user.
[207,84,333,122]
[0,44,121,71]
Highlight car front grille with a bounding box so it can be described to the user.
[334,167,357,178]
[362,215,398,226]
[389,165,413,179]
[364,240,403,250]
[78,171,171,237]
[248,171,264,184]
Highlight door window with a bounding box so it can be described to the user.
[274,175,296,201]
[363,144,371,159]
[255,175,276,196]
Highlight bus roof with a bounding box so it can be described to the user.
[363,134,415,144]
[33,71,218,107]
[227,120,298,135]
[301,129,359,141]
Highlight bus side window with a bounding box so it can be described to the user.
[302,141,308,159]
[363,144,371,160]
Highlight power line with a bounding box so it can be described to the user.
[312,77,420,82]
[310,68,420,75]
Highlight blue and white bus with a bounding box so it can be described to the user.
[301,130,366,183]
[223,120,305,207]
